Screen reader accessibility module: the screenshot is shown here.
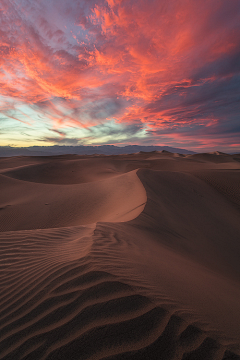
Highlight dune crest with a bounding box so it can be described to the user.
[0,170,146,231]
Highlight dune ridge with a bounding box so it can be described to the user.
[0,152,240,359]
[0,169,146,231]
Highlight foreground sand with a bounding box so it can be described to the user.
[0,151,240,359]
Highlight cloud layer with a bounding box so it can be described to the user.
[0,0,240,151]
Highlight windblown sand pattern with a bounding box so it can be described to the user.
[0,152,240,359]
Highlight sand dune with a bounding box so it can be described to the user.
[0,152,240,359]
[0,169,146,231]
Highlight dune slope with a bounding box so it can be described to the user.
[0,169,146,231]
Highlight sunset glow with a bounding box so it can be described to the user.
[1,0,240,152]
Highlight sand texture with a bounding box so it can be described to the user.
[0,151,240,360]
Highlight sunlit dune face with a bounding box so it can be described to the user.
[0,0,240,151]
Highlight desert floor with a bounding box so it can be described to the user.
[0,151,240,359]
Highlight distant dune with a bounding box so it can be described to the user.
[0,151,240,359]
[0,145,196,157]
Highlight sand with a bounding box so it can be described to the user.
[0,151,240,359]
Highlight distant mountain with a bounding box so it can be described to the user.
[0,145,196,157]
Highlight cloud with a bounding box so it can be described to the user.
[40,119,145,146]
[0,0,240,151]
[41,136,81,146]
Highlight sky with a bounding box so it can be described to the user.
[0,0,240,152]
